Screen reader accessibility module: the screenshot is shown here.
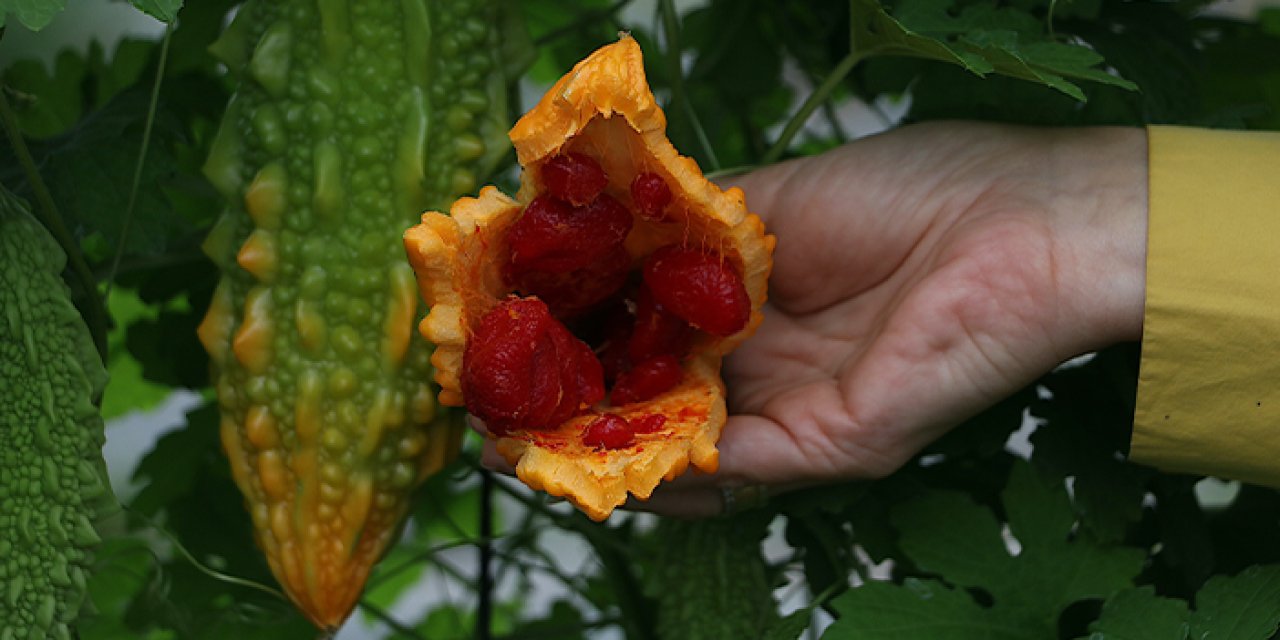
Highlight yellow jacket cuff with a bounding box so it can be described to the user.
[1133,125,1280,486]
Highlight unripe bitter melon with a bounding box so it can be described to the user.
[1,188,113,640]
[198,0,507,627]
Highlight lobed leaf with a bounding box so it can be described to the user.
[847,461,1146,636]
[1190,565,1280,639]
[1086,587,1190,640]
[1089,566,1280,640]
[0,0,66,31]
[825,578,1040,639]
[847,0,1136,100]
[127,0,183,23]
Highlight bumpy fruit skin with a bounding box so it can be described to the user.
[1,189,113,640]
[197,0,504,628]
[405,36,775,521]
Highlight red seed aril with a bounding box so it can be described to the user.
[631,172,672,221]
[629,414,668,434]
[507,195,633,273]
[594,302,636,384]
[611,355,683,406]
[463,298,602,434]
[643,245,750,337]
[573,336,606,409]
[462,298,558,434]
[629,284,693,362]
[582,414,634,450]
[507,245,631,317]
[542,152,609,205]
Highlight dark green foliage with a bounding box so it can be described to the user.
[0,0,183,31]
[1088,567,1280,640]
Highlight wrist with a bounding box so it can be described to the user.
[1047,127,1149,354]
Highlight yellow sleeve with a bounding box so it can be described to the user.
[1133,126,1280,487]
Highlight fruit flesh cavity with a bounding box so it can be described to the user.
[486,153,749,441]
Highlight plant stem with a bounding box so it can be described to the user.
[0,88,109,360]
[659,0,720,171]
[477,471,494,640]
[127,506,289,602]
[360,600,425,639]
[104,21,173,303]
[534,0,635,47]
[367,536,501,590]
[763,51,863,164]
[821,94,849,144]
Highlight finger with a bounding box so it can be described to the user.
[467,414,493,437]
[666,411,865,492]
[624,487,723,519]
[480,439,517,476]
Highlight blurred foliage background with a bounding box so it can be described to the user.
[3,0,1280,638]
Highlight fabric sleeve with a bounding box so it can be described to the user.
[1132,125,1280,487]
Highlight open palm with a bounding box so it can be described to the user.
[646,122,1147,515]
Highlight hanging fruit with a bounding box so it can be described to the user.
[197,0,506,628]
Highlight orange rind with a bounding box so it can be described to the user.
[403,35,775,520]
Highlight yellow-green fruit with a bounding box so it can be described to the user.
[1,188,113,640]
[198,0,506,628]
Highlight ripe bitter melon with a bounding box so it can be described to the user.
[198,0,506,628]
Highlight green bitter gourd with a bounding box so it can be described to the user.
[198,0,507,628]
[0,188,113,640]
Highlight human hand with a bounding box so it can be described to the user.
[629,121,1149,516]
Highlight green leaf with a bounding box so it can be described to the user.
[1032,345,1149,544]
[123,403,313,638]
[0,88,217,265]
[887,461,1144,632]
[824,578,1039,639]
[1263,8,1280,38]
[1088,567,1280,640]
[892,490,1014,591]
[1001,462,1075,552]
[1086,587,1190,640]
[361,466,486,621]
[128,0,183,23]
[764,609,812,640]
[511,600,588,639]
[1,51,88,137]
[785,511,858,599]
[849,0,994,76]
[847,0,1136,100]
[0,0,66,31]
[100,288,173,419]
[81,536,166,639]
[1190,565,1280,639]
[518,0,620,84]
[128,403,219,518]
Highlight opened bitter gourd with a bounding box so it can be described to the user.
[198,0,506,628]
[0,189,113,640]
